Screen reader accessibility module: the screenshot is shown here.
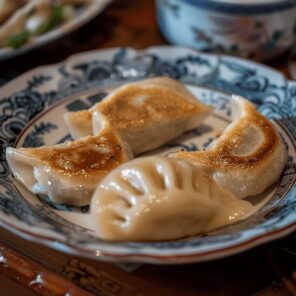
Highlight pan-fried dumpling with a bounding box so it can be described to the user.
[169,96,287,198]
[64,77,212,155]
[6,125,133,206]
[90,156,252,241]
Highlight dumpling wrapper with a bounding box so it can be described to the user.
[64,77,212,155]
[6,125,133,206]
[169,96,287,198]
[90,156,252,241]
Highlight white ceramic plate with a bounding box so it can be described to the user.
[0,0,111,61]
[0,46,295,264]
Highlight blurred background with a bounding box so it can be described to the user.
[0,0,295,85]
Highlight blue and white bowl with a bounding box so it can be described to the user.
[156,0,296,61]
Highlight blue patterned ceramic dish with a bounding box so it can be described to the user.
[0,0,111,61]
[156,0,296,61]
[0,46,295,264]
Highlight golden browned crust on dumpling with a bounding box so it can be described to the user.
[65,77,211,134]
[169,96,287,198]
[70,109,92,122]
[16,127,131,185]
[98,85,204,130]
[173,99,280,171]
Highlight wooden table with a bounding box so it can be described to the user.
[0,1,295,295]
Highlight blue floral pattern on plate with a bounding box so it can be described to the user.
[0,46,295,263]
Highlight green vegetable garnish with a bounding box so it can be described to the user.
[6,31,31,49]
[36,5,65,36]
[6,4,73,49]
[27,6,36,18]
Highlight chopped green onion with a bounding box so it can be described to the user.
[6,31,31,49]
[51,5,65,27]
[36,5,65,36]
[27,6,36,18]
[6,4,74,49]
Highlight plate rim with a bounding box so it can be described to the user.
[0,45,290,91]
[0,45,295,264]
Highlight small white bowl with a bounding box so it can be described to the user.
[156,0,296,61]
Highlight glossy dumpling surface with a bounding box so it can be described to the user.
[64,77,212,155]
[90,156,251,241]
[169,96,287,198]
[6,125,133,206]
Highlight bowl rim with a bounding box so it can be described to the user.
[174,0,296,14]
[207,0,294,4]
